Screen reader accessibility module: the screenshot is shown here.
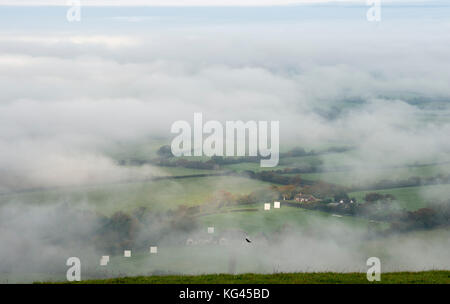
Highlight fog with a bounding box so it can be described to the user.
[0,3,450,281]
[1,200,449,283]
[2,23,450,189]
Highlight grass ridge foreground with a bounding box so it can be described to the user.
[43,271,450,284]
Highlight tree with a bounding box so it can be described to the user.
[157,145,174,158]
[276,185,297,200]
[334,192,349,202]
[408,208,438,229]
[364,192,384,202]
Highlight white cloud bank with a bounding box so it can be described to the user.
[1,17,450,192]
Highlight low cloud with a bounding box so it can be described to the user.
[1,21,450,190]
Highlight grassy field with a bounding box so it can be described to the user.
[0,205,381,283]
[156,166,222,176]
[59,271,450,284]
[3,146,449,284]
[0,176,272,215]
[349,184,450,211]
[301,163,450,187]
[199,204,378,235]
[223,151,450,191]
[53,206,382,280]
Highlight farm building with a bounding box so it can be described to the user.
[294,193,318,203]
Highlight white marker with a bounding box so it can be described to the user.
[124,250,131,257]
[100,256,109,266]
[150,246,158,254]
[208,227,215,234]
[274,201,280,209]
[264,203,271,211]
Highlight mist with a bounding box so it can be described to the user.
[1,200,449,283]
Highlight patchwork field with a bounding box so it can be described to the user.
[2,146,450,284]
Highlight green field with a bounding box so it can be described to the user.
[1,205,382,283]
[199,204,377,235]
[156,166,222,176]
[301,163,450,187]
[15,226,450,284]
[3,146,450,284]
[349,184,450,211]
[223,162,289,172]
[64,206,384,280]
[223,151,450,191]
[0,176,272,215]
[57,271,450,284]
